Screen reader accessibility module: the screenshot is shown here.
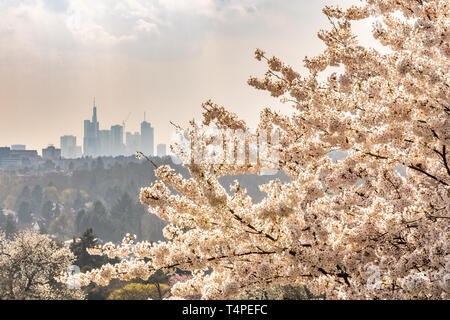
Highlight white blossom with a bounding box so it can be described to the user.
[61,0,450,300]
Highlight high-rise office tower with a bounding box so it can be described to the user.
[83,101,100,157]
[110,125,124,156]
[126,132,141,156]
[140,121,154,157]
[157,144,166,157]
[60,135,78,159]
[98,130,111,156]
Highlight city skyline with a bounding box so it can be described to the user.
[0,99,165,155]
[1,100,167,159]
[0,0,377,152]
[82,101,157,158]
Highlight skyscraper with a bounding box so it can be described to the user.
[60,135,80,159]
[140,121,154,157]
[98,130,111,156]
[80,101,157,158]
[83,100,100,157]
[126,132,141,156]
[157,144,166,157]
[110,125,124,156]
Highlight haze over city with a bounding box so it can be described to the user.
[0,0,376,152]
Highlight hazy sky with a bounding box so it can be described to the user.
[0,0,373,152]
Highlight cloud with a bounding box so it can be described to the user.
[65,1,137,46]
[135,19,159,34]
[0,0,275,57]
[1,0,374,151]
[113,0,161,22]
[1,0,369,64]
[41,0,70,13]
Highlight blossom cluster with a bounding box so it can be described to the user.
[60,0,449,299]
[1,230,85,300]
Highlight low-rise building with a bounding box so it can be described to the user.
[42,145,61,160]
[0,146,40,168]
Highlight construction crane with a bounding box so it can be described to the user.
[122,112,132,133]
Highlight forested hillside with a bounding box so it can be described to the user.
[0,156,289,243]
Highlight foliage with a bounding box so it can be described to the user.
[107,282,169,300]
[60,188,80,207]
[0,209,5,226]
[3,195,16,211]
[40,200,55,223]
[0,158,174,243]
[43,186,59,203]
[144,269,170,300]
[110,192,145,240]
[70,228,109,271]
[1,157,277,245]
[75,201,113,241]
[48,211,75,239]
[17,201,32,224]
[0,230,84,300]
[3,214,17,239]
[84,279,127,300]
[234,284,324,300]
[31,185,43,210]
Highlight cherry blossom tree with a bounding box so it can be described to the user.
[61,0,449,299]
[0,230,85,300]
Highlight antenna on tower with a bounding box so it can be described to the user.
[122,112,132,133]
[144,111,146,122]
[93,96,96,107]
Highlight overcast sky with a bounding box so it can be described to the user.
[0,0,374,152]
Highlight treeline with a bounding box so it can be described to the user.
[0,156,178,242]
[0,155,289,243]
[0,156,186,212]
